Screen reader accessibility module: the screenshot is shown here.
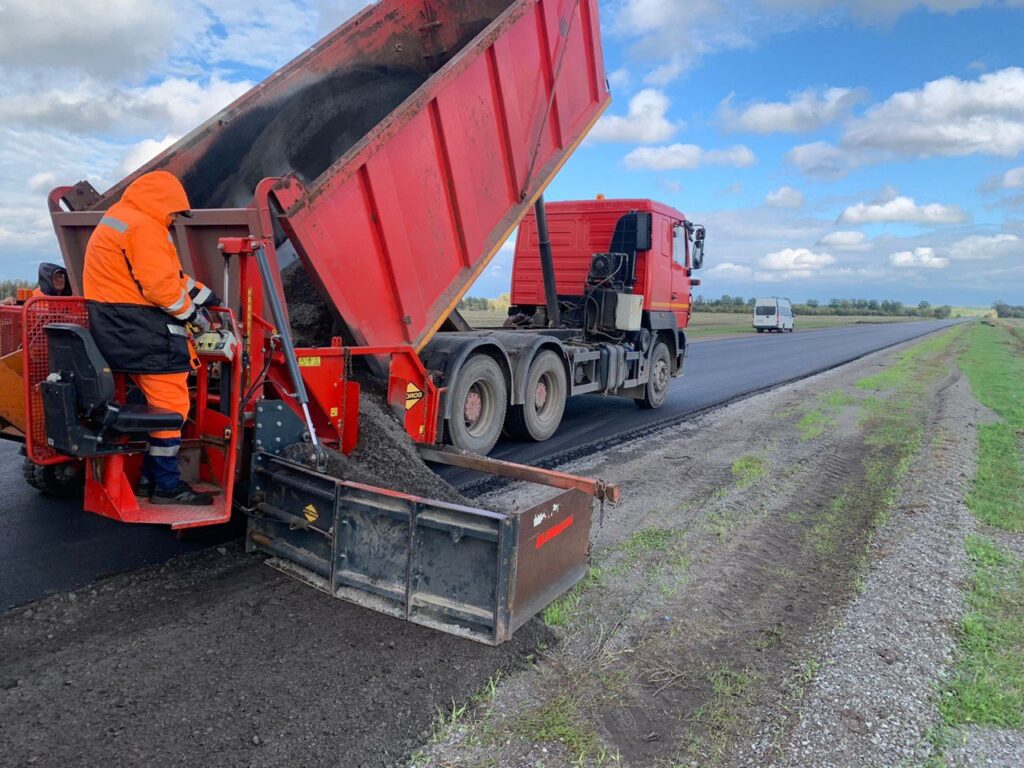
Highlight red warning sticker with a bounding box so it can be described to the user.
[535,515,574,549]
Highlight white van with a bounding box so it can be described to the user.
[753,297,795,333]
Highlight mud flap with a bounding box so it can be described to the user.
[246,445,592,645]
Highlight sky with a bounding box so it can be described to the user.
[1,1,1022,307]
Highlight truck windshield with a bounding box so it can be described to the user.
[755,306,776,315]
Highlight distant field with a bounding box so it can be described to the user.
[458,308,922,338]
[687,312,919,338]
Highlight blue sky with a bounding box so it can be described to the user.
[1,1,1023,306]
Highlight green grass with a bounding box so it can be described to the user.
[731,455,766,488]
[459,308,920,337]
[542,566,606,627]
[958,322,1024,532]
[857,330,955,391]
[513,694,606,764]
[620,527,681,558]
[796,390,859,441]
[940,536,1024,728]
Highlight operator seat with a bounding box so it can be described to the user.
[40,323,183,457]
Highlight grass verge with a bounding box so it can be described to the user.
[940,536,1024,728]
[958,322,1024,532]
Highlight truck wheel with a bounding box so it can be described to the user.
[448,354,508,455]
[505,350,567,442]
[636,342,671,410]
[23,459,83,497]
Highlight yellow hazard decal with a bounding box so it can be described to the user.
[298,356,321,368]
[303,504,319,523]
[405,382,424,410]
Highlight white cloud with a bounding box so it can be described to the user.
[0,0,178,78]
[0,76,253,137]
[765,186,805,208]
[786,141,850,179]
[818,231,871,251]
[843,67,1024,159]
[589,89,681,143]
[947,233,1023,261]
[719,87,867,133]
[708,262,753,279]
[760,247,836,272]
[839,194,967,225]
[757,1,1006,23]
[624,143,756,171]
[117,136,180,177]
[607,68,632,91]
[889,247,949,269]
[982,165,1024,192]
[27,172,58,194]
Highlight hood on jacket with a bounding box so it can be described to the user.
[121,171,192,228]
[37,262,72,296]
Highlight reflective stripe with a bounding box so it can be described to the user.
[185,276,197,291]
[167,324,187,337]
[167,233,174,244]
[165,289,189,314]
[170,304,194,321]
[191,285,211,305]
[148,444,180,457]
[99,215,128,233]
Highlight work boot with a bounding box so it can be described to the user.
[150,481,215,506]
[135,476,153,499]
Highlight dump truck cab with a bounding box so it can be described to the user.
[511,198,704,342]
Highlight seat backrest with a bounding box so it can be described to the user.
[43,324,115,413]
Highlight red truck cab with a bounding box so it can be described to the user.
[511,198,701,332]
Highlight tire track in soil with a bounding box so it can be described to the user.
[594,432,884,766]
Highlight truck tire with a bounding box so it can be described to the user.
[505,350,567,442]
[635,341,671,410]
[447,354,508,455]
[22,458,83,497]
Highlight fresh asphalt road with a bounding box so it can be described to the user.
[0,319,956,610]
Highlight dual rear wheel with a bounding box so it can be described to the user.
[448,350,568,454]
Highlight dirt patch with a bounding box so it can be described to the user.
[0,544,552,768]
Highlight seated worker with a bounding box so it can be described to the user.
[83,170,221,506]
[1,262,73,304]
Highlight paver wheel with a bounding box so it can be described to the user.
[505,350,567,442]
[447,354,508,455]
[22,458,83,497]
[635,341,671,410]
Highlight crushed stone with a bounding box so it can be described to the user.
[770,368,1018,768]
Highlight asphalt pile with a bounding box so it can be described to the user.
[283,389,469,505]
[280,259,338,348]
[183,67,426,208]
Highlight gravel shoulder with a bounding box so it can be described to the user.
[416,325,1023,767]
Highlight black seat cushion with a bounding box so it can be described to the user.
[108,403,183,434]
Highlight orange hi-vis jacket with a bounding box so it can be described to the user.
[83,172,212,373]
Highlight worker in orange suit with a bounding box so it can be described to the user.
[83,171,221,505]
[1,263,72,304]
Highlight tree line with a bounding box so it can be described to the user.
[993,301,1024,319]
[0,279,33,299]
[693,295,953,319]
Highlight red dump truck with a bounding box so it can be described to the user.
[0,0,703,642]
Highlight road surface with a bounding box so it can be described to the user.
[0,319,957,610]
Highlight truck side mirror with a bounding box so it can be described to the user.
[692,226,705,270]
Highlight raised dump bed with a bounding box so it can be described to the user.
[49,0,610,353]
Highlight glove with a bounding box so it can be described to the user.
[200,291,223,308]
[184,307,212,336]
